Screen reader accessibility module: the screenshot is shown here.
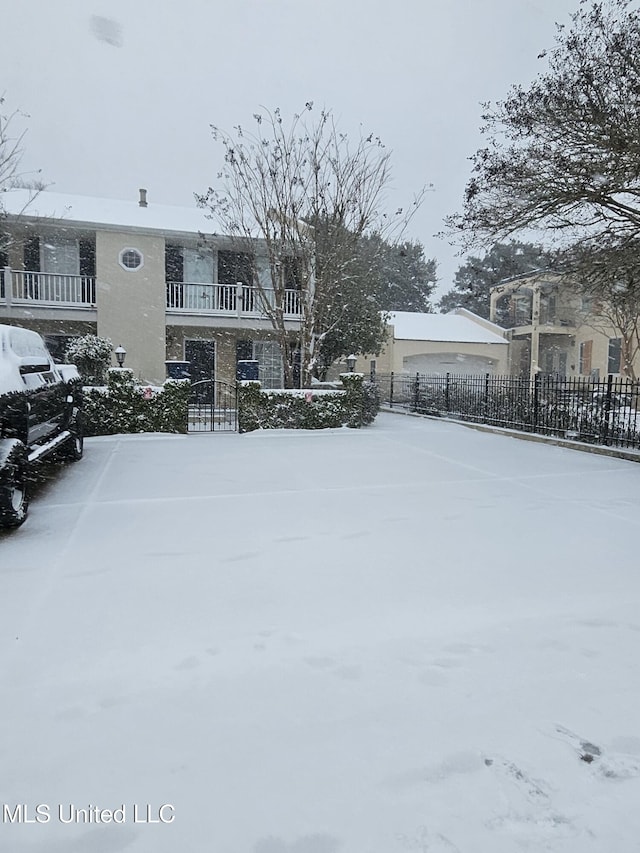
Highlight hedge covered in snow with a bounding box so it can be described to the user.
[238,373,379,433]
[82,369,190,436]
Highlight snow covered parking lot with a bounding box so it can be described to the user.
[2,412,640,852]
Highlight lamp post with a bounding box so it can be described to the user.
[115,345,127,367]
[346,354,357,373]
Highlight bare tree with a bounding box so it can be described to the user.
[0,95,42,242]
[198,104,424,387]
[0,97,25,196]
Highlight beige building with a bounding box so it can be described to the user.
[353,308,509,376]
[0,189,301,386]
[489,272,635,381]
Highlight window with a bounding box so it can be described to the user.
[283,256,304,290]
[540,293,556,324]
[119,247,144,271]
[579,340,592,375]
[165,245,183,282]
[608,338,622,374]
[541,349,554,374]
[236,339,253,361]
[253,340,283,388]
[79,239,96,277]
[10,327,51,360]
[541,347,568,377]
[218,251,253,285]
[512,295,531,326]
[183,247,214,283]
[24,235,40,271]
[42,237,80,275]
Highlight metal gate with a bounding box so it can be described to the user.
[188,380,237,432]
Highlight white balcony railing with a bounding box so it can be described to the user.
[166,282,301,318]
[0,269,302,319]
[1,268,96,307]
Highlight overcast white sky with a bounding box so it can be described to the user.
[4,0,579,299]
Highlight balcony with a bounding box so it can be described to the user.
[1,268,96,307]
[166,282,302,318]
[0,270,303,321]
[511,314,576,336]
[539,312,576,330]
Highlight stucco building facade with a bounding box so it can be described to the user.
[0,189,300,386]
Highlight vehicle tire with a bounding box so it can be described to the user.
[0,438,30,528]
[60,410,84,462]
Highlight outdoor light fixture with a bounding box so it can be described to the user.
[346,354,357,372]
[115,345,127,367]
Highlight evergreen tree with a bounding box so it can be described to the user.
[446,1,640,253]
[358,234,436,313]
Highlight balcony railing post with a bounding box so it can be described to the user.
[236,282,243,318]
[3,267,12,310]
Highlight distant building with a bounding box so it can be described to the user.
[489,272,634,381]
[353,308,509,377]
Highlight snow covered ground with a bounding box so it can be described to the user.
[2,412,640,852]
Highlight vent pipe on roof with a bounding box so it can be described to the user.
[138,188,148,208]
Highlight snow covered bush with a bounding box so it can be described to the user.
[238,374,379,433]
[82,370,190,436]
[65,334,113,385]
[340,373,380,427]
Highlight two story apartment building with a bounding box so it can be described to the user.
[0,189,302,386]
[489,272,637,381]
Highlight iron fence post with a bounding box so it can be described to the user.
[601,372,613,445]
[445,373,450,413]
[389,371,394,408]
[412,372,420,412]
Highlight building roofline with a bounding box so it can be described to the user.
[1,189,230,241]
[490,269,575,293]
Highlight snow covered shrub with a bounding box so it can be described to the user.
[237,374,379,433]
[65,334,113,385]
[82,371,190,436]
[237,381,263,433]
[149,379,190,433]
[340,373,380,427]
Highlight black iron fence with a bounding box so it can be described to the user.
[374,372,640,450]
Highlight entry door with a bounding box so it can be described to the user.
[185,340,215,383]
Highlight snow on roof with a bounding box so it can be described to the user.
[388,311,507,344]
[1,189,217,236]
